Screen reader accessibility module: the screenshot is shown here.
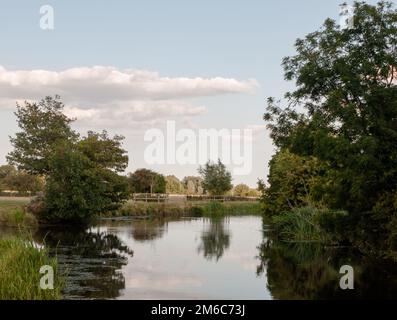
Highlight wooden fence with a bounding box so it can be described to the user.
[130,193,259,203]
[131,193,169,203]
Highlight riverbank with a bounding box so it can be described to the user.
[0,198,64,300]
[0,236,63,300]
[102,200,262,219]
[0,197,36,227]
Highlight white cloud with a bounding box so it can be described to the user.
[0,65,258,102]
[64,101,207,128]
[0,65,258,128]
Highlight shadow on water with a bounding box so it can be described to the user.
[198,217,231,262]
[257,226,397,299]
[34,226,134,300]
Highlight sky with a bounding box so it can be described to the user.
[0,0,382,187]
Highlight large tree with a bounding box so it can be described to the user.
[7,96,78,175]
[7,96,130,223]
[78,131,128,173]
[199,159,232,195]
[42,143,129,223]
[263,1,397,253]
[128,169,166,194]
[165,175,185,194]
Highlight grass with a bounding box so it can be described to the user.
[103,200,262,219]
[0,197,37,227]
[272,206,331,243]
[0,236,63,300]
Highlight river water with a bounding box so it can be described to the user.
[3,215,397,299]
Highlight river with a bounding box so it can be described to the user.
[2,215,397,299]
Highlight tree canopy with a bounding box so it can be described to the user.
[7,96,130,224]
[165,175,185,194]
[0,165,44,193]
[199,159,232,195]
[263,1,397,255]
[7,96,78,175]
[128,169,166,194]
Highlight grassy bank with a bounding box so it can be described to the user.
[102,200,262,219]
[0,197,36,227]
[272,206,348,244]
[0,237,63,300]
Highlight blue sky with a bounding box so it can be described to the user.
[0,0,382,186]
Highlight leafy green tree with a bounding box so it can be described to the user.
[128,169,166,194]
[3,171,44,194]
[78,131,128,173]
[247,188,260,197]
[0,165,17,191]
[199,159,232,195]
[42,144,129,223]
[263,1,397,254]
[0,165,44,193]
[7,96,78,175]
[262,150,330,216]
[165,175,185,194]
[7,96,130,224]
[233,184,250,197]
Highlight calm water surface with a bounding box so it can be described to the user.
[38,216,269,300]
[3,215,397,299]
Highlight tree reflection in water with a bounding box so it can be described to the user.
[257,228,397,299]
[130,219,167,242]
[34,227,134,300]
[100,219,169,242]
[198,217,231,261]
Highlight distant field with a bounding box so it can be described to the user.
[0,197,35,227]
[0,197,31,206]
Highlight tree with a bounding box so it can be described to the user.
[263,1,397,253]
[42,144,129,223]
[0,165,44,193]
[262,150,330,216]
[0,165,16,191]
[128,169,166,194]
[199,159,232,195]
[7,96,130,224]
[182,176,203,195]
[165,175,185,194]
[233,184,250,197]
[3,171,44,194]
[78,131,128,173]
[7,96,78,175]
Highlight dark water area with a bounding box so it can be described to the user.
[3,216,397,299]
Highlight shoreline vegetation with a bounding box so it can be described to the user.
[105,199,262,219]
[0,197,35,227]
[258,2,397,262]
[0,196,262,227]
[0,236,63,300]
